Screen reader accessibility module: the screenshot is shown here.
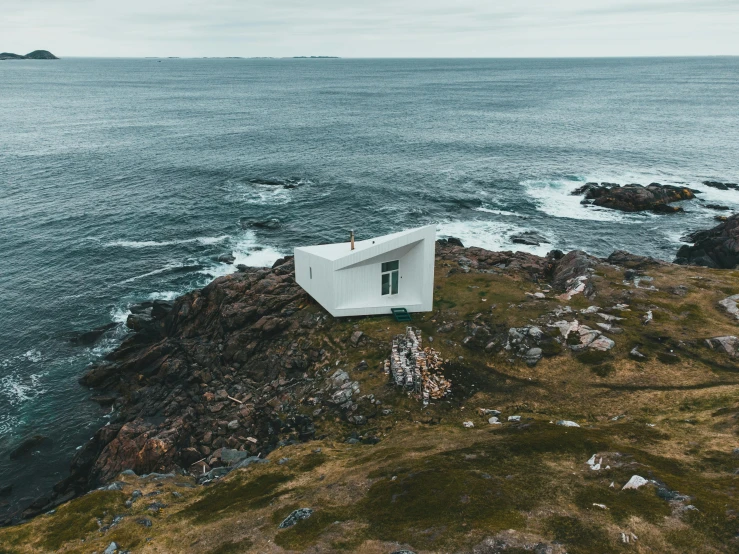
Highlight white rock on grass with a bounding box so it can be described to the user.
[719,294,739,320]
[620,532,638,544]
[508,415,521,422]
[488,417,501,425]
[705,336,739,358]
[586,454,602,470]
[642,310,653,325]
[622,475,650,490]
[556,420,580,427]
[589,336,615,351]
[463,421,474,428]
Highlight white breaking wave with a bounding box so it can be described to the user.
[105,236,229,248]
[474,206,525,217]
[0,371,47,406]
[203,230,285,278]
[437,220,553,257]
[688,183,739,207]
[237,183,294,206]
[117,262,190,285]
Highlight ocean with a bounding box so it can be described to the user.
[1,56,738,518]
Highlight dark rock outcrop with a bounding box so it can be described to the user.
[438,237,464,248]
[572,182,696,213]
[70,322,119,345]
[703,181,739,191]
[674,214,739,269]
[550,250,598,292]
[241,218,281,230]
[9,436,52,460]
[607,250,666,270]
[510,231,549,246]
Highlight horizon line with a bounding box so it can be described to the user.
[24,54,739,60]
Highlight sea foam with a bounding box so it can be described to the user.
[437,220,554,257]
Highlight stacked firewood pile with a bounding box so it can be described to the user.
[384,327,451,406]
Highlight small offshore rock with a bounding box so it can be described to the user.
[278,507,313,528]
[510,230,549,246]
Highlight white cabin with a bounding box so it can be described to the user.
[294,225,436,317]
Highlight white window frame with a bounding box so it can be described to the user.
[381,260,399,296]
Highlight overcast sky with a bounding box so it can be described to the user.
[3,0,739,58]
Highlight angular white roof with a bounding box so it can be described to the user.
[295,225,436,263]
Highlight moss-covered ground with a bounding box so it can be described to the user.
[2,259,739,553]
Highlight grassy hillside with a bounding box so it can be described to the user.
[2,253,738,553]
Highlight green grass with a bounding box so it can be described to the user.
[207,537,254,553]
[40,490,126,551]
[545,516,612,554]
[175,471,293,524]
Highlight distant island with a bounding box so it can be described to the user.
[0,50,58,60]
[292,56,340,59]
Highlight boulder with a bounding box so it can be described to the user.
[703,180,739,191]
[550,250,597,292]
[622,475,650,490]
[705,336,738,358]
[217,253,236,264]
[242,218,281,230]
[126,312,154,332]
[150,300,173,319]
[607,250,664,269]
[674,214,739,269]
[220,448,249,465]
[70,322,119,345]
[9,435,52,460]
[719,295,739,320]
[510,231,549,246]
[438,237,464,247]
[278,507,313,528]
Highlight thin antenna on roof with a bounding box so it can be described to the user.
[350,229,355,250]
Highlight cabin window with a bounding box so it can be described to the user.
[381,260,399,295]
[310,267,312,279]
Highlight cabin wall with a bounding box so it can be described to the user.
[294,249,334,310]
